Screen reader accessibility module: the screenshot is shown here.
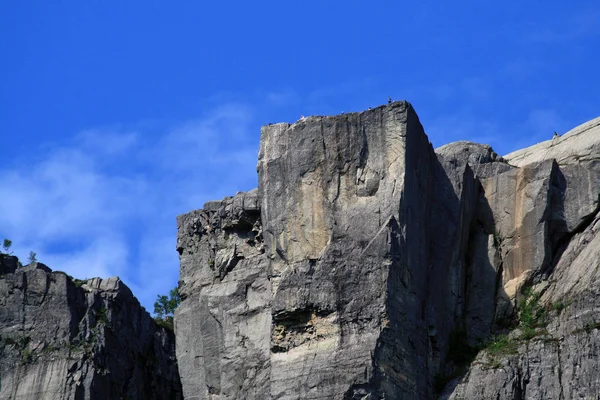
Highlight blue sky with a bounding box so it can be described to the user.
[1,0,599,311]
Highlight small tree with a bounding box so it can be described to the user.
[153,287,181,330]
[28,251,37,264]
[3,239,12,254]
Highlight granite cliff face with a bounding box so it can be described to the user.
[447,117,600,399]
[2,102,598,399]
[175,102,600,399]
[0,256,182,399]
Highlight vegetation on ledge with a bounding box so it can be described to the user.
[153,287,181,331]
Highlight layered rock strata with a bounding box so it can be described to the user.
[176,103,600,399]
[446,117,600,399]
[0,256,182,400]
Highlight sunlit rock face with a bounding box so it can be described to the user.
[176,104,600,399]
[0,258,182,400]
[448,118,600,400]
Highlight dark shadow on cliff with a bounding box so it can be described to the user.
[428,158,513,398]
[345,128,513,398]
[544,163,600,278]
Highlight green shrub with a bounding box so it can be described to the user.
[520,327,538,341]
[21,348,33,364]
[519,288,546,330]
[153,287,180,332]
[19,335,31,348]
[95,307,109,327]
[584,321,600,333]
[153,287,181,320]
[484,334,518,355]
[73,278,88,288]
[27,251,37,264]
[154,317,174,331]
[2,238,12,254]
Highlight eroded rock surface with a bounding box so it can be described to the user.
[176,105,600,399]
[447,117,600,400]
[0,257,182,400]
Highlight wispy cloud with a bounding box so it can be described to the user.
[0,101,259,310]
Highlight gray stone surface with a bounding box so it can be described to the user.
[258,102,440,399]
[171,105,600,399]
[505,116,600,168]
[175,189,270,400]
[444,119,600,399]
[5,103,600,399]
[176,102,491,398]
[0,257,182,399]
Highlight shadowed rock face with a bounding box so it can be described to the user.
[176,105,600,399]
[0,258,182,400]
[176,102,473,399]
[447,118,600,400]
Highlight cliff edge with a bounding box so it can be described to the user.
[0,256,182,399]
[175,102,600,399]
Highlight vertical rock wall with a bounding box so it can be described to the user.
[175,190,270,400]
[176,102,478,398]
[0,258,182,400]
[176,105,600,399]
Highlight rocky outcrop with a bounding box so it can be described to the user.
[175,103,600,399]
[505,116,600,168]
[0,256,182,399]
[258,102,447,399]
[446,118,600,399]
[176,102,479,398]
[175,189,269,400]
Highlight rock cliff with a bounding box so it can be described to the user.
[446,117,600,399]
[175,102,600,399]
[0,256,182,399]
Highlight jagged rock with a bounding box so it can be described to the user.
[436,140,511,179]
[445,118,600,399]
[175,104,600,399]
[175,190,269,400]
[177,102,477,398]
[0,256,182,399]
[0,256,18,275]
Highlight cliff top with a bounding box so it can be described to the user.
[505,115,600,167]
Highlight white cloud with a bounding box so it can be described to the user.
[0,101,259,311]
[75,129,139,156]
[42,236,130,281]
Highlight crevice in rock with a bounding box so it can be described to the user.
[546,193,600,277]
[40,273,52,306]
[556,341,565,400]
[271,307,337,353]
[492,258,506,326]
[343,383,378,400]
